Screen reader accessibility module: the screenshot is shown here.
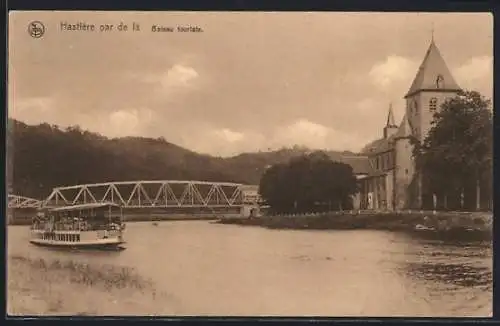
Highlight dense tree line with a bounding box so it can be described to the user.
[412,90,493,211]
[9,120,236,199]
[8,119,351,200]
[259,151,358,214]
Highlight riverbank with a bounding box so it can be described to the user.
[217,211,492,240]
[7,254,171,316]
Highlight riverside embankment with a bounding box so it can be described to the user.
[217,211,493,240]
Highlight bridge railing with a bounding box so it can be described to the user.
[7,194,42,209]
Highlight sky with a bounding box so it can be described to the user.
[8,11,493,157]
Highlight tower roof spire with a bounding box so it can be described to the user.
[431,22,434,43]
[386,102,396,127]
[404,38,461,98]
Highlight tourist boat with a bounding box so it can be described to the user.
[30,202,126,250]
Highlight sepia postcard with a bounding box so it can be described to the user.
[7,11,493,317]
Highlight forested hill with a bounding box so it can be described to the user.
[8,119,356,199]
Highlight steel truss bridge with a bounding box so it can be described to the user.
[8,194,43,209]
[42,181,246,208]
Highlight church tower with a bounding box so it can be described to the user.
[403,38,462,208]
[383,103,398,139]
[404,39,462,143]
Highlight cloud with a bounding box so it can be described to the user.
[369,55,418,90]
[273,119,329,147]
[455,56,492,81]
[187,127,263,157]
[10,98,157,140]
[213,128,245,143]
[185,119,375,157]
[130,64,199,90]
[270,119,370,152]
[104,107,155,138]
[453,56,493,96]
[161,65,199,88]
[9,97,57,125]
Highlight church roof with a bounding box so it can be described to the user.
[405,40,461,98]
[334,155,373,175]
[393,114,413,139]
[361,112,414,154]
[361,137,393,154]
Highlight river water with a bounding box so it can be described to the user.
[7,221,492,317]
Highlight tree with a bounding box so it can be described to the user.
[412,90,492,211]
[258,151,358,214]
[258,163,290,212]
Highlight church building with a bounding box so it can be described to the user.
[348,39,462,211]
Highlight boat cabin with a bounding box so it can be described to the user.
[30,202,126,249]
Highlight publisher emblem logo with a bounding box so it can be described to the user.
[28,21,45,38]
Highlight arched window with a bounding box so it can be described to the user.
[412,100,418,116]
[429,97,438,112]
[436,75,444,88]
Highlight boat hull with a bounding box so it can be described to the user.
[29,238,126,250]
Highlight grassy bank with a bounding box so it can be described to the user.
[7,254,171,316]
[217,211,492,239]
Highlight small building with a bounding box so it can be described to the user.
[240,185,262,217]
[240,185,261,204]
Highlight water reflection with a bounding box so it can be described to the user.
[406,262,492,288]
[407,229,492,244]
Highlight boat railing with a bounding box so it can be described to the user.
[31,221,124,233]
